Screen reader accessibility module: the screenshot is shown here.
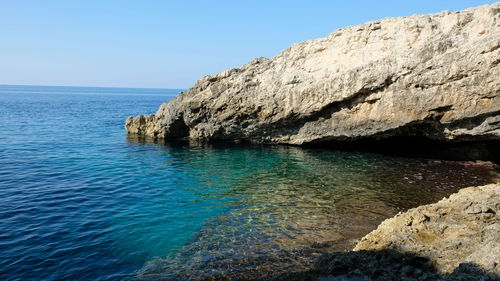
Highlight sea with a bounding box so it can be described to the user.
[0,85,498,281]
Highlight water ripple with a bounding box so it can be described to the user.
[1,86,498,281]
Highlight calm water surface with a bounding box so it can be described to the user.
[0,85,498,281]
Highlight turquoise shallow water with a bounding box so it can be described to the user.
[0,85,498,281]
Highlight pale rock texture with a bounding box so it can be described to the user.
[354,184,500,276]
[279,184,500,280]
[126,2,500,144]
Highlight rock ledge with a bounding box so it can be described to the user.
[353,183,499,278]
[276,184,499,281]
[126,2,500,144]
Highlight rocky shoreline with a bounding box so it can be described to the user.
[273,184,500,281]
[126,2,500,280]
[126,2,499,146]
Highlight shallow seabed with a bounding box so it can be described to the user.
[0,85,498,281]
[131,139,499,281]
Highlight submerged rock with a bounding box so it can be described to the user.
[273,184,500,281]
[352,184,500,278]
[126,2,500,144]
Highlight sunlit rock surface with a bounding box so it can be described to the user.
[354,183,500,277]
[126,2,500,144]
[272,184,500,281]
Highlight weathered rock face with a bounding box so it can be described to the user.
[126,2,500,144]
[272,184,500,281]
[353,184,500,277]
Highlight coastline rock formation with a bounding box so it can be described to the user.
[126,2,500,144]
[274,184,500,281]
[353,183,500,279]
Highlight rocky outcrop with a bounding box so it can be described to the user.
[353,183,500,278]
[273,184,500,281]
[126,2,500,144]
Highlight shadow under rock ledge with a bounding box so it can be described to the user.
[270,249,500,281]
[127,134,500,163]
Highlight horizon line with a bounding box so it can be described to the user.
[0,83,187,91]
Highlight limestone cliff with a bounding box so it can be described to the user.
[126,2,500,144]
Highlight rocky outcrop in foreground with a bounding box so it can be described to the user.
[126,2,500,144]
[274,184,500,281]
[353,184,499,277]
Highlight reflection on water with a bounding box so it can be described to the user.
[127,136,499,281]
[3,86,496,281]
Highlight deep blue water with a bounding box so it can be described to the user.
[0,85,498,281]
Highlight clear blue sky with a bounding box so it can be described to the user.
[0,0,495,89]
